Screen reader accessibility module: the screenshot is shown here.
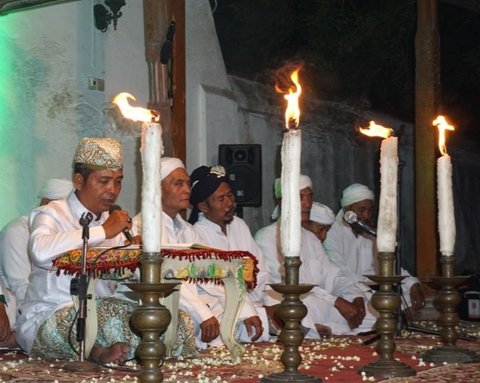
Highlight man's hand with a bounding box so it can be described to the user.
[200,316,220,343]
[265,304,283,334]
[103,209,132,239]
[243,315,263,342]
[334,297,365,330]
[352,297,366,320]
[131,235,142,245]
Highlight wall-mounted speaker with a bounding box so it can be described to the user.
[218,144,262,207]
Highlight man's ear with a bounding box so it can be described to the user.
[73,173,85,191]
[197,201,208,214]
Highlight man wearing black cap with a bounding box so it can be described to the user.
[188,165,279,347]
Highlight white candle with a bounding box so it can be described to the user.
[280,128,302,260]
[141,122,163,252]
[377,136,398,253]
[437,154,455,255]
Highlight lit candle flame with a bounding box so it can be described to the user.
[112,92,160,123]
[359,121,394,139]
[433,115,455,156]
[276,69,302,130]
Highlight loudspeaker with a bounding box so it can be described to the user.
[218,144,262,207]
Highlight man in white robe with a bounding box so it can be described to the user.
[302,201,335,243]
[132,158,230,350]
[187,165,278,347]
[0,178,72,348]
[323,183,425,316]
[255,176,374,336]
[0,179,73,313]
[16,138,140,363]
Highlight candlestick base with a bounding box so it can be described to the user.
[422,256,480,364]
[128,252,179,383]
[359,274,416,379]
[260,283,322,383]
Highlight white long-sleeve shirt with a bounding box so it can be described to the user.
[16,192,125,354]
[194,214,277,307]
[254,221,376,335]
[0,215,31,309]
[324,213,420,306]
[255,222,364,305]
[132,211,216,327]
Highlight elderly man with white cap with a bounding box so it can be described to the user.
[303,202,335,243]
[0,178,72,347]
[15,137,148,364]
[324,183,425,315]
[255,176,374,336]
[132,157,223,350]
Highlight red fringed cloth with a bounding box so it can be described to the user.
[52,246,258,289]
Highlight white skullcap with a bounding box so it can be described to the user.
[271,174,313,220]
[37,178,73,199]
[310,202,335,225]
[340,183,375,207]
[273,174,312,199]
[161,157,185,181]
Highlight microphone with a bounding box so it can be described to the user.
[344,211,377,237]
[79,212,93,227]
[109,204,134,242]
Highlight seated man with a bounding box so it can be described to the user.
[16,138,193,363]
[0,179,72,311]
[302,201,335,243]
[323,183,425,317]
[255,175,375,336]
[188,165,278,347]
[131,157,209,351]
[0,178,72,348]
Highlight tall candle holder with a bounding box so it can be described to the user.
[261,257,321,383]
[421,255,480,364]
[359,252,416,378]
[128,253,179,383]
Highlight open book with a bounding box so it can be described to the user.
[162,243,222,251]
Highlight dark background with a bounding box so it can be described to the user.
[211,0,480,142]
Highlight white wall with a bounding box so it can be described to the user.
[0,0,147,227]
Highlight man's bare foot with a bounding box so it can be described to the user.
[315,324,332,337]
[89,342,130,364]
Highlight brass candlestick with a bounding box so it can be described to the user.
[422,255,480,364]
[359,252,416,379]
[128,252,179,383]
[261,257,322,383]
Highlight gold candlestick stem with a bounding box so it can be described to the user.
[261,257,322,383]
[359,252,416,379]
[128,252,179,383]
[422,255,480,364]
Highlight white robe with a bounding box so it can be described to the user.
[324,214,420,308]
[0,215,30,320]
[193,214,276,346]
[255,221,375,335]
[16,192,124,354]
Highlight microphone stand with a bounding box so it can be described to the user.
[64,212,100,372]
[77,212,92,361]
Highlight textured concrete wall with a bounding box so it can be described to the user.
[0,1,147,227]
